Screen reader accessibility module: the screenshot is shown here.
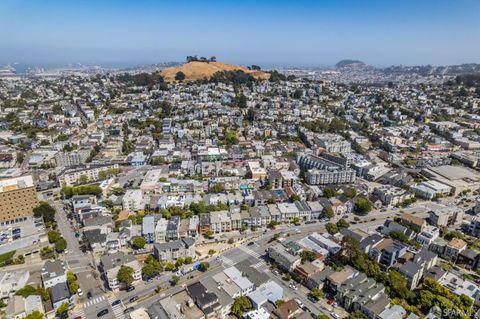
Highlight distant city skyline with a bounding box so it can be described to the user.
[0,0,479,68]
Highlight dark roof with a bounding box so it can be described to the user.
[186,282,219,311]
[360,233,384,249]
[154,238,195,252]
[413,248,437,264]
[147,302,170,319]
[459,248,479,260]
[341,228,366,243]
[83,229,107,244]
[424,265,446,281]
[100,251,136,270]
[400,261,422,277]
[235,259,270,287]
[51,282,70,303]
[83,215,112,227]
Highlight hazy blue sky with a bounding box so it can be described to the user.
[0,0,479,68]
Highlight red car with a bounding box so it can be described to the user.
[327,298,334,305]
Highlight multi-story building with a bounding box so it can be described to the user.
[58,163,119,186]
[444,238,467,262]
[373,185,414,206]
[54,150,89,167]
[142,215,155,243]
[416,225,440,247]
[99,252,142,290]
[122,189,143,212]
[428,206,464,227]
[298,153,355,185]
[41,260,66,289]
[153,238,196,262]
[266,243,301,271]
[314,134,351,153]
[0,175,38,226]
[210,211,232,233]
[305,168,356,185]
[0,270,29,298]
[166,216,180,241]
[155,218,169,243]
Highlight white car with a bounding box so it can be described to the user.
[77,288,83,297]
[294,298,305,309]
[330,312,340,319]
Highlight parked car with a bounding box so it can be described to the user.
[129,296,139,303]
[111,299,121,306]
[126,286,135,292]
[124,307,135,314]
[97,309,109,317]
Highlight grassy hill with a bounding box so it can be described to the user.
[161,61,270,82]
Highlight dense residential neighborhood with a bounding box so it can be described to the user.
[0,58,480,319]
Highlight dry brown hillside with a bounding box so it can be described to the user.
[161,61,270,82]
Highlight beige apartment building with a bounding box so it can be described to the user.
[0,175,38,226]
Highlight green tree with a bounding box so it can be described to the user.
[355,197,372,215]
[170,275,180,286]
[175,71,186,81]
[225,131,238,146]
[33,202,56,223]
[16,285,50,301]
[176,257,185,267]
[348,311,368,319]
[117,266,134,287]
[336,218,349,229]
[300,250,316,263]
[185,256,193,264]
[67,271,79,294]
[48,231,61,243]
[25,311,44,319]
[323,205,334,219]
[165,262,176,271]
[292,217,300,225]
[142,264,158,279]
[54,238,67,253]
[317,315,329,319]
[386,270,414,300]
[326,223,338,235]
[56,303,69,317]
[132,237,146,250]
[444,231,465,241]
[210,184,225,193]
[323,187,336,198]
[290,194,301,202]
[310,288,324,301]
[231,296,253,317]
[344,187,357,198]
[198,262,210,272]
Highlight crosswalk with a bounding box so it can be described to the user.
[108,296,126,319]
[238,244,261,258]
[238,245,267,271]
[84,295,106,307]
[70,307,85,319]
[218,255,235,267]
